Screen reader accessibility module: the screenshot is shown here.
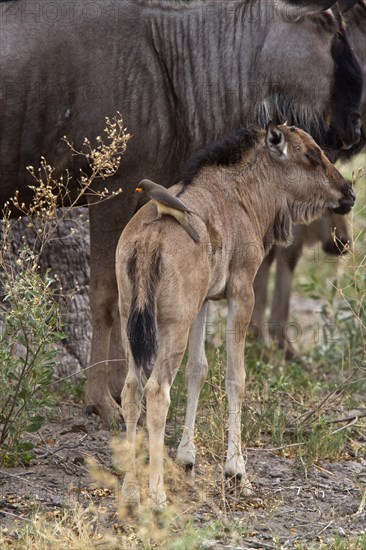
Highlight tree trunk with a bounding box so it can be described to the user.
[1,206,91,379]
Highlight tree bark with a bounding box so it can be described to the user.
[1,206,91,379]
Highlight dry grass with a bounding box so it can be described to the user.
[1,151,364,549]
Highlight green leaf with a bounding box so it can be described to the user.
[18,441,35,451]
[26,415,45,433]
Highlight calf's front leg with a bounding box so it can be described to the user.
[225,284,254,496]
[176,302,209,472]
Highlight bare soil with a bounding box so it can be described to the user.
[0,403,365,548]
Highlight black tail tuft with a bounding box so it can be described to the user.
[127,306,157,377]
[126,247,161,377]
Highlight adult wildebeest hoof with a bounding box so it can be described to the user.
[85,404,97,416]
[84,396,125,429]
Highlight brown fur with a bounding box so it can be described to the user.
[115,124,354,505]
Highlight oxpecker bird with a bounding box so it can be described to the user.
[135,179,200,243]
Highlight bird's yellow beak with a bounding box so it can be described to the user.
[135,187,143,193]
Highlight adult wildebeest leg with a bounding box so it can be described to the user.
[145,321,192,506]
[85,196,137,426]
[250,247,276,344]
[268,243,304,358]
[176,302,209,472]
[108,317,128,405]
[225,280,254,496]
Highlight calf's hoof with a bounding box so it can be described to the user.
[225,472,253,497]
[225,454,253,497]
[176,441,196,472]
[183,462,195,478]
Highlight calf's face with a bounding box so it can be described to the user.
[265,123,356,219]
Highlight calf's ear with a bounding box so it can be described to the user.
[265,122,287,157]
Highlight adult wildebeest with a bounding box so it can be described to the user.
[0,0,362,426]
[250,0,366,357]
[250,212,351,357]
[343,0,366,152]
[116,123,356,506]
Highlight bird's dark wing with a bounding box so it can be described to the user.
[150,188,192,213]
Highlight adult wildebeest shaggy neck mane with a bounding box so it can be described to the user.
[0,0,363,426]
[116,123,355,506]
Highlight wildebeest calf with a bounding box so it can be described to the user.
[116,123,355,506]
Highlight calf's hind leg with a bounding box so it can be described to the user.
[250,247,276,344]
[145,321,191,506]
[121,363,144,506]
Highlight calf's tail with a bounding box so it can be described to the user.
[126,246,162,377]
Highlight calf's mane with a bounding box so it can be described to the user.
[181,127,259,186]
